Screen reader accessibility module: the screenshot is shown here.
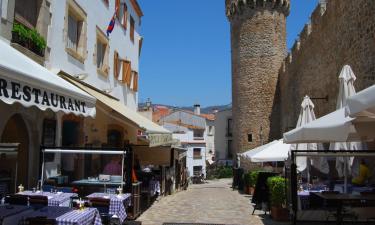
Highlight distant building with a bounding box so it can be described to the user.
[160,105,215,177]
[214,108,233,165]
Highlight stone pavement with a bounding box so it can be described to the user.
[136,178,288,225]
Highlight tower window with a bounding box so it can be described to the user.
[248,134,252,142]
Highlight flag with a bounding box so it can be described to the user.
[106,15,115,36]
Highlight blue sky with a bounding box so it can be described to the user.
[138,0,318,107]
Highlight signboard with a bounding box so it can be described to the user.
[148,133,173,147]
[0,75,95,117]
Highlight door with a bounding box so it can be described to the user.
[1,114,29,190]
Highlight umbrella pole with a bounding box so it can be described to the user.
[344,158,347,193]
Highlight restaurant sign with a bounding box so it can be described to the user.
[0,76,96,117]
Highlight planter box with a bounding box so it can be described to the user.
[271,206,289,221]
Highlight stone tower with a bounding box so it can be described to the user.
[226,0,290,154]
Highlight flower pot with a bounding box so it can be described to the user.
[245,185,250,194]
[271,206,289,221]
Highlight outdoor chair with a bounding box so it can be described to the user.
[4,194,28,205]
[89,197,111,225]
[29,195,48,209]
[26,216,56,225]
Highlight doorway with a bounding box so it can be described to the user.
[1,114,29,189]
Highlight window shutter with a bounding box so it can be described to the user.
[138,37,143,57]
[122,3,128,29]
[133,72,138,92]
[122,60,132,86]
[115,0,120,18]
[114,51,119,78]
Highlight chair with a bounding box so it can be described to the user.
[29,195,48,209]
[4,194,28,205]
[27,216,56,225]
[89,197,111,225]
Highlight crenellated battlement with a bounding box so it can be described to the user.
[226,0,290,21]
[282,1,328,68]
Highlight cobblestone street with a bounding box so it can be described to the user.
[136,179,288,225]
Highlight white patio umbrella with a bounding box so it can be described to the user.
[330,66,366,187]
[290,96,329,177]
[250,140,290,163]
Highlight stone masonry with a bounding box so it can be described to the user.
[227,0,375,155]
[226,0,290,154]
[279,0,375,133]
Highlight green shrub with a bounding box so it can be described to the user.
[249,170,260,187]
[267,176,286,208]
[244,172,252,186]
[217,166,233,178]
[13,23,29,42]
[12,23,46,54]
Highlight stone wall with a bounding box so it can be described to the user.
[279,0,375,134]
[227,0,289,153]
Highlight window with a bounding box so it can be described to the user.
[208,126,213,136]
[227,118,233,137]
[193,148,201,159]
[132,71,138,92]
[122,3,128,29]
[248,133,253,142]
[130,16,135,42]
[227,140,233,159]
[138,37,143,57]
[65,0,87,63]
[96,27,109,76]
[122,60,132,86]
[193,129,204,140]
[15,0,40,28]
[113,51,122,79]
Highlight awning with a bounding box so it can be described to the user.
[240,141,277,159]
[242,140,290,162]
[62,75,173,147]
[284,108,357,143]
[346,84,375,120]
[0,39,96,117]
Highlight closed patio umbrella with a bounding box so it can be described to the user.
[291,96,329,176]
[330,66,366,192]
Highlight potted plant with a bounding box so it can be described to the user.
[243,172,251,194]
[249,170,259,195]
[267,176,289,221]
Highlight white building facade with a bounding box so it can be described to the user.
[214,108,233,165]
[163,123,207,178]
[159,110,210,177]
[47,0,142,109]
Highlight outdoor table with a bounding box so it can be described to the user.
[23,206,72,220]
[18,191,77,206]
[313,193,375,225]
[297,189,325,210]
[87,192,131,223]
[56,207,102,225]
[0,205,33,225]
[22,206,102,225]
